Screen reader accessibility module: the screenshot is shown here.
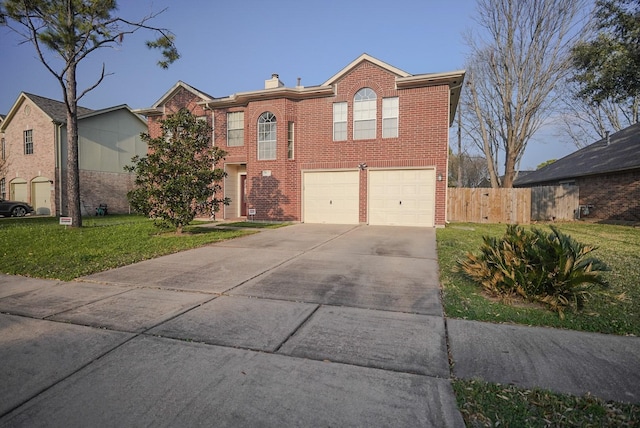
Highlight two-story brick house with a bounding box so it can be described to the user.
[0,92,147,216]
[139,54,464,227]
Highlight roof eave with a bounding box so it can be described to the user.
[204,86,335,108]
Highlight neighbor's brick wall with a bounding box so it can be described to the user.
[577,170,640,222]
[2,97,57,213]
[57,170,136,215]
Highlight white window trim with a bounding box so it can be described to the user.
[258,112,277,160]
[287,121,295,159]
[382,97,399,138]
[354,88,377,140]
[227,111,244,147]
[333,102,347,141]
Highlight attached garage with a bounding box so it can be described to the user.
[303,170,359,224]
[368,169,436,227]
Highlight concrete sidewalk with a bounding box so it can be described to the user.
[0,223,638,427]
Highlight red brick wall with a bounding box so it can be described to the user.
[1,98,57,213]
[153,61,452,225]
[577,170,640,222]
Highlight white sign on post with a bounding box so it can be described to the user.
[248,209,256,216]
[59,217,72,226]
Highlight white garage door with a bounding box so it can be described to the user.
[369,169,435,227]
[303,171,359,224]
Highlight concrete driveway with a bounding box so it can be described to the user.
[0,224,464,427]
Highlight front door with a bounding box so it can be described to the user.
[240,174,247,216]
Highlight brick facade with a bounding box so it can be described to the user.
[146,55,462,226]
[577,170,640,222]
[1,97,57,213]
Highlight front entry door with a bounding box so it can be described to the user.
[240,174,247,216]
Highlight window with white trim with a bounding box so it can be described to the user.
[227,111,244,146]
[354,88,376,140]
[287,121,294,159]
[382,97,399,138]
[1,137,5,160]
[0,178,5,199]
[333,102,347,141]
[24,130,34,155]
[258,112,276,160]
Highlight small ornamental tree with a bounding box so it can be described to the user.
[126,108,229,234]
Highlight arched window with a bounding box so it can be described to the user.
[354,88,377,140]
[258,112,277,160]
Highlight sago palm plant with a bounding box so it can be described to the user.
[459,225,609,317]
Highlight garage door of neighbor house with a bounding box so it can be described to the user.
[32,178,51,215]
[369,169,436,227]
[10,180,27,202]
[303,171,359,224]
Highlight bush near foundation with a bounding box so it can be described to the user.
[459,225,609,318]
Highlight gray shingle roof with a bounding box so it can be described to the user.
[514,122,640,186]
[25,93,94,123]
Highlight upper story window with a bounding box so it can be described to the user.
[258,112,276,160]
[354,88,377,140]
[287,121,294,159]
[382,97,399,138]
[196,116,213,144]
[227,111,244,147]
[24,130,34,155]
[333,102,347,141]
[1,137,5,160]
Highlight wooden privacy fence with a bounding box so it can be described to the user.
[447,185,579,224]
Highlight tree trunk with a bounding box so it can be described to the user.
[66,64,82,227]
[502,151,517,188]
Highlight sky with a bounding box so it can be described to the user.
[0,0,577,170]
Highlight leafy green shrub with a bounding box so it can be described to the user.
[459,225,609,317]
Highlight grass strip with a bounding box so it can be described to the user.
[453,378,639,427]
[0,215,257,281]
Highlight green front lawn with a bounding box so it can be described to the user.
[439,222,640,425]
[437,222,640,336]
[0,215,258,281]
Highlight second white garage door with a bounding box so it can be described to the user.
[369,169,435,227]
[303,171,359,224]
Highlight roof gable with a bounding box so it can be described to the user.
[515,122,640,186]
[323,53,411,86]
[0,92,94,130]
[151,81,214,108]
[78,104,148,127]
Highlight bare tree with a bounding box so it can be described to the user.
[448,151,489,188]
[462,0,590,187]
[0,1,179,227]
[556,81,639,147]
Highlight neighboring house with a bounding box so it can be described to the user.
[0,92,147,216]
[138,54,464,227]
[514,123,640,222]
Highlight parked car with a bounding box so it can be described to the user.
[0,198,35,217]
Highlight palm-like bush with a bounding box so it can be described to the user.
[459,225,609,317]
